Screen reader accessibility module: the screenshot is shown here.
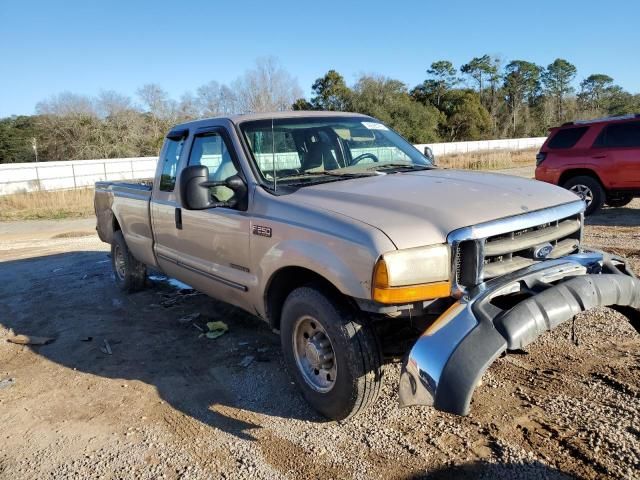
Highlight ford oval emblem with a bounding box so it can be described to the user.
[533,242,554,259]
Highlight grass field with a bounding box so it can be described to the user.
[0,188,95,221]
[0,149,536,221]
[437,148,536,170]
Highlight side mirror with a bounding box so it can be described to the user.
[423,146,436,165]
[179,165,247,210]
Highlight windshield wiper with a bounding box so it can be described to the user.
[279,170,376,181]
[367,163,434,172]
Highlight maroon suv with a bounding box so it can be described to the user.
[535,114,640,215]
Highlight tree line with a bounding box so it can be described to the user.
[1,55,638,163]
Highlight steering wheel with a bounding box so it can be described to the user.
[350,152,379,165]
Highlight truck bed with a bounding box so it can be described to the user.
[94,180,153,247]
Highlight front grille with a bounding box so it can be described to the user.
[454,214,582,287]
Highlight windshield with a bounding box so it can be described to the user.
[239,116,433,189]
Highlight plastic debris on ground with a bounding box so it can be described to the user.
[100,339,113,355]
[203,321,228,339]
[238,355,255,367]
[7,335,55,346]
[178,313,201,324]
[0,378,15,390]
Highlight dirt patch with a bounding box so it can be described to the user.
[0,210,638,479]
[51,230,96,239]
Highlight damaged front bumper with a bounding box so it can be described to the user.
[399,251,640,415]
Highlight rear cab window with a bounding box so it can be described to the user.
[547,126,589,149]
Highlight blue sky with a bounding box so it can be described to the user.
[1,0,638,117]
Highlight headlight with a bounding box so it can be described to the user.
[372,244,451,304]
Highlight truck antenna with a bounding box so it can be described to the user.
[271,117,277,192]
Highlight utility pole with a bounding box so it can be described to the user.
[32,137,38,162]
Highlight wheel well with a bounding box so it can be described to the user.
[265,267,346,330]
[113,214,121,232]
[558,169,604,188]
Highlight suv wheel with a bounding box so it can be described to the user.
[563,176,604,216]
[606,194,633,208]
[280,286,383,420]
[111,231,147,293]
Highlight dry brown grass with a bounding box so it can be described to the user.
[438,148,537,170]
[0,188,95,221]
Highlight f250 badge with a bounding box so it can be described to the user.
[252,225,272,238]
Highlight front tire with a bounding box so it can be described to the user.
[563,175,604,216]
[111,230,147,293]
[280,286,383,421]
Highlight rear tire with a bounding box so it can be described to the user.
[563,176,604,216]
[111,230,147,293]
[605,194,633,208]
[280,286,383,421]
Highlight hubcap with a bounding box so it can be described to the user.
[114,245,126,280]
[569,184,594,207]
[292,316,337,393]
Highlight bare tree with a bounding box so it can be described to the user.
[36,92,96,117]
[233,57,302,113]
[177,92,200,120]
[136,83,176,120]
[95,90,134,118]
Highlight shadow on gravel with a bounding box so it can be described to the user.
[0,251,324,442]
[413,460,572,479]
[585,205,640,227]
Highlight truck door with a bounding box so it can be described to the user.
[151,127,254,311]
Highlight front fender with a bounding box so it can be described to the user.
[259,238,376,302]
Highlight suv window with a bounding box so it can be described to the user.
[547,127,588,149]
[159,136,185,192]
[188,132,239,202]
[594,121,640,148]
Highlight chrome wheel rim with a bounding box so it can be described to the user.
[292,315,337,393]
[113,245,126,280]
[569,184,594,207]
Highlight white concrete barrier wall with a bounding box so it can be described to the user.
[0,137,546,195]
[414,137,546,156]
[0,157,157,195]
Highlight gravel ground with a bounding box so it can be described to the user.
[0,201,638,480]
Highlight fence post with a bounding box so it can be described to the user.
[35,164,41,191]
[130,160,134,180]
[103,162,108,181]
[71,163,77,189]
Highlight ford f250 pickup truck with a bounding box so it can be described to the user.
[95,111,640,421]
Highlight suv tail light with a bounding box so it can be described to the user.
[536,152,547,166]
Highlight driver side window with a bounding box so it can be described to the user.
[188,132,239,202]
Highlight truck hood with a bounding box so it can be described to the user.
[290,169,580,249]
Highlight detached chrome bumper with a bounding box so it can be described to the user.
[399,252,640,415]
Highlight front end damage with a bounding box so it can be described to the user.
[398,251,640,415]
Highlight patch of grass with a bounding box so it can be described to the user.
[438,149,536,170]
[0,188,94,221]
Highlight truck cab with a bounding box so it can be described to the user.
[96,112,640,421]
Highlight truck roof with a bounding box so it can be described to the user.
[171,111,372,131]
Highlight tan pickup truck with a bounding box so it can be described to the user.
[95,111,640,420]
